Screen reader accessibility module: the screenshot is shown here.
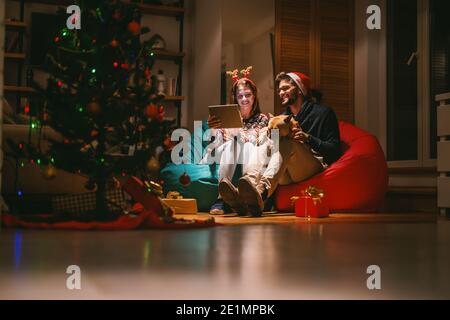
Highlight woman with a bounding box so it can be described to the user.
[207,67,269,215]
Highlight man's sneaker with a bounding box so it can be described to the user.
[209,199,231,215]
[219,179,247,216]
[238,176,266,217]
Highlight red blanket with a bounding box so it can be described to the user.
[1,207,220,231]
[2,176,221,230]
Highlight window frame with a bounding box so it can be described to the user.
[385,0,436,169]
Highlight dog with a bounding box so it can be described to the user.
[267,114,299,139]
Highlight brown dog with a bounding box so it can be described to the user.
[267,114,299,138]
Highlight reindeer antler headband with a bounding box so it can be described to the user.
[226,66,254,84]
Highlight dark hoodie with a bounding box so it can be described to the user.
[284,99,341,165]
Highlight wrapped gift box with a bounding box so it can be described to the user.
[291,186,329,218]
[161,198,198,214]
[52,189,127,215]
[293,195,329,218]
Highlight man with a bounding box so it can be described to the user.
[219,71,342,216]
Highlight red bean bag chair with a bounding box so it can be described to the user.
[275,121,388,212]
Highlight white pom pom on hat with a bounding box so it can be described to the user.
[286,72,311,97]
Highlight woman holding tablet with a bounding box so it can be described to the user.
[206,67,269,215]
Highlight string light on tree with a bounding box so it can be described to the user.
[19,1,175,217]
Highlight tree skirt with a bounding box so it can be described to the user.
[1,176,221,230]
[1,205,220,231]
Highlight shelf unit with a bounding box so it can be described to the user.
[3,0,185,126]
[4,20,27,29]
[164,95,184,101]
[138,2,185,17]
[4,52,26,60]
[436,92,450,217]
[137,0,185,127]
[3,0,29,116]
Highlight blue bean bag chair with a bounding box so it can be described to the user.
[160,162,220,212]
[160,121,241,212]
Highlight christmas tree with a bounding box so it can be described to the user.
[20,0,175,215]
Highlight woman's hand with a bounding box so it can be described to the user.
[208,115,222,129]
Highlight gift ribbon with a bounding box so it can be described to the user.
[144,180,164,197]
[302,186,325,206]
[167,191,183,199]
[290,186,325,206]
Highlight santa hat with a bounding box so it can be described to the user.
[286,72,310,97]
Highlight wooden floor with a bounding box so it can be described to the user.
[1,211,448,300]
[178,212,438,225]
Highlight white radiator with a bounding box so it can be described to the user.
[436,92,450,216]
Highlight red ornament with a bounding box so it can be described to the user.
[24,104,30,114]
[111,39,119,47]
[144,103,159,119]
[163,136,174,150]
[57,80,63,87]
[179,172,191,186]
[54,36,60,43]
[113,61,119,68]
[121,63,128,69]
[158,105,164,114]
[127,21,140,35]
[18,143,24,150]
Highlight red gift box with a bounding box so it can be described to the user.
[291,186,329,218]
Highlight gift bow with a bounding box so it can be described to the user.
[290,186,325,206]
[167,191,183,199]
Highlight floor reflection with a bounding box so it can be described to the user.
[1,221,450,299]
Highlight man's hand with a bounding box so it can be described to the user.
[291,127,310,143]
[207,115,222,129]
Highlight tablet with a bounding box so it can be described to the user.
[208,104,243,128]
